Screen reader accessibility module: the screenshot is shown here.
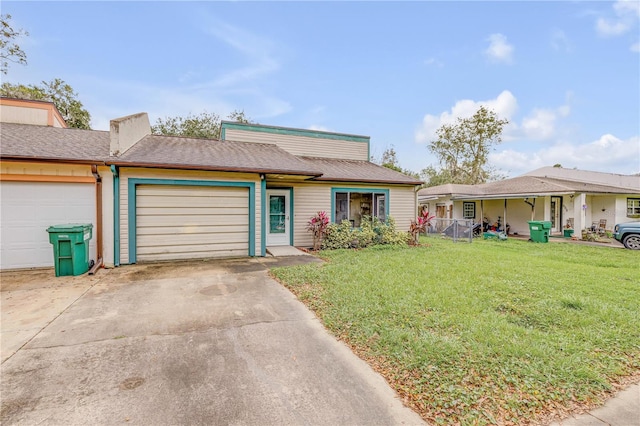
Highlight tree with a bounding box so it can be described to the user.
[151,109,252,139]
[0,14,28,75]
[427,106,508,185]
[372,146,421,179]
[1,79,92,129]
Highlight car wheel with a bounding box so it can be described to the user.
[622,234,640,250]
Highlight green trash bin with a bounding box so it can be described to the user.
[563,229,575,238]
[528,221,551,243]
[47,224,93,276]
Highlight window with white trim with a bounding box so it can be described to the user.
[627,198,640,216]
[334,191,386,227]
[463,202,475,219]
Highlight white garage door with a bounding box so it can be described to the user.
[136,185,249,262]
[0,181,96,270]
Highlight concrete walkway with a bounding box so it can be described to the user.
[551,383,639,426]
[266,245,310,256]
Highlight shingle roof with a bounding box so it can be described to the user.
[1,123,422,185]
[419,175,639,199]
[301,156,423,185]
[0,123,110,162]
[113,134,323,176]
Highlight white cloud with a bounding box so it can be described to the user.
[490,134,640,177]
[520,104,571,140]
[596,18,630,36]
[484,33,514,64]
[202,21,280,88]
[308,124,331,132]
[415,90,518,143]
[631,42,640,52]
[595,0,639,38]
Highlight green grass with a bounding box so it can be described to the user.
[271,238,640,425]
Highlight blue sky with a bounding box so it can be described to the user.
[4,1,639,177]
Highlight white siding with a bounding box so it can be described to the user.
[0,104,49,126]
[286,183,416,248]
[119,169,261,264]
[136,185,249,261]
[1,162,93,178]
[225,128,369,161]
[290,184,332,247]
[389,186,417,232]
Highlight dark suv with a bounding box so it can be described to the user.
[613,222,640,250]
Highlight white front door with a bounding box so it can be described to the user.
[266,190,290,246]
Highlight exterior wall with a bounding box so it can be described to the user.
[0,99,66,127]
[224,128,369,161]
[418,196,453,218]
[118,168,261,264]
[615,194,640,225]
[280,182,415,248]
[0,161,98,269]
[1,161,94,179]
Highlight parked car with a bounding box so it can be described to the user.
[613,222,640,250]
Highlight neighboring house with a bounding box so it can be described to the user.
[1,105,421,271]
[418,167,640,238]
[0,97,67,128]
[0,98,103,270]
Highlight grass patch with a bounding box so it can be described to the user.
[271,238,640,424]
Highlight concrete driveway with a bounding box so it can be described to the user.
[1,258,424,425]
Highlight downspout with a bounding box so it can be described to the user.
[89,165,103,274]
[111,165,120,267]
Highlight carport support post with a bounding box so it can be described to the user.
[504,199,507,234]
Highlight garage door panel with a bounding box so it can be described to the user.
[137,196,247,208]
[1,182,96,270]
[140,248,248,262]
[137,207,248,216]
[137,241,248,255]
[137,214,249,227]
[136,185,250,262]
[135,224,248,235]
[136,232,249,246]
[136,186,248,197]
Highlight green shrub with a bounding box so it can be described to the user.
[321,216,408,250]
[322,220,355,249]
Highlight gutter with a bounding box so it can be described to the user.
[111,165,120,267]
[88,165,103,275]
[105,160,323,178]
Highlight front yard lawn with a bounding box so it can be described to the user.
[271,238,640,425]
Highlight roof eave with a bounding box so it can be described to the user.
[311,176,423,185]
[0,155,102,165]
[106,160,323,177]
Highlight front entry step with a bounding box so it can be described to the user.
[266,246,309,257]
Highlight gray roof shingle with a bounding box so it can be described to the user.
[301,156,423,184]
[113,134,323,176]
[0,123,110,162]
[418,175,638,199]
[0,123,421,185]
